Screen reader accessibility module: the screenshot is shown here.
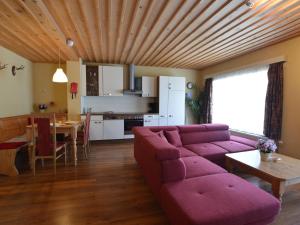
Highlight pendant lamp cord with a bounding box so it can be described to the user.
[58,49,61,68]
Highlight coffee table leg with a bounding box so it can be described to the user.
[225,158,234,172]
[272,181,285,201]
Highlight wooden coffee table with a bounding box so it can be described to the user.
[225,150,300,200]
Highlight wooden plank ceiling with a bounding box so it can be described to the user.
[1,0,300,70]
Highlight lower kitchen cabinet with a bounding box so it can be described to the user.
[144,115,159,127]
[90,119,104,140]
[89,115,104,140]
[103,120,124,140]
[158,115,168,126]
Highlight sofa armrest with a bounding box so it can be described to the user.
[133,126,156,137]
[162,158,186,182]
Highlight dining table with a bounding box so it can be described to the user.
[26,120,83,166]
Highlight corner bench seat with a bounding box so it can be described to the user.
[161,173,280,225]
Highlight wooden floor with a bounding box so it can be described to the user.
[0,141,299,225]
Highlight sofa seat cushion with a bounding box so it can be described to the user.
[182,156,227,179]
[178,147,197,158]
[212,141,255,153]
[184,143,228,165]
[160,173,280,225]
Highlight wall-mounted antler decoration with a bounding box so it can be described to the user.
[12,65,25,76]
[0,63,8,70]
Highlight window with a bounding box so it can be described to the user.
[212,65,269,135]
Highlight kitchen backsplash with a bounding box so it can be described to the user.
[81,95,156,113]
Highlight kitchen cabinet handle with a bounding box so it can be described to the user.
[160,115,165,118]
[168,115,173,118]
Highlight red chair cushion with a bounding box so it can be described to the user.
[35,142,66,155]
[0,142,27,150]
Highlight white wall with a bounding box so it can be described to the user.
[82,95,154,113]
[0,46,33,117]
[32,63,67,113]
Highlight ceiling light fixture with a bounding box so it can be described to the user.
[66,38,74,47]
[52,48,68,83]
[245,0,254,8]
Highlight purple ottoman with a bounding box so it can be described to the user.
[160,173,280,225]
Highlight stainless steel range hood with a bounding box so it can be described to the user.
[123,64,142,95]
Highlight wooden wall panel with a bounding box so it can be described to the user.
[0,115,29,143]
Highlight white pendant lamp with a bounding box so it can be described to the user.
[52,49,68,83]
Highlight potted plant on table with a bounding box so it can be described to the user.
[257,139,277,161]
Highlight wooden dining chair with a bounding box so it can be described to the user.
[30,113,67,175]
[76,112,91,159]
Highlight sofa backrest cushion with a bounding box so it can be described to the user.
[149,126,178,132]
[178,124,230,145]
[165,130,183,147]
[204,124,229,131]
[155,130,169,143]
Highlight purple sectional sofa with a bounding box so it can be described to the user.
[133,124,280,225]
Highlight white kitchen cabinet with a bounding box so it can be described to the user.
[144,114,159,126]
[167,91,185,125]
[98,66,104,96]
[103,66,124,96]
[158,76,185,126]
[142,76,157,97]
[89,115,104,140]
[159,76,169,119]
[103,119,124,139]
[158,116,168,126]
[169,77,185,91]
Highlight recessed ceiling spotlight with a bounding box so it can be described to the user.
[245,0,254,8]
[66,38,74,47]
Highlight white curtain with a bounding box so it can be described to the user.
[212,65,269,135]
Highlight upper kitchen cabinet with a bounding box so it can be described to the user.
[142,76,157,97]
[81,64,123,96]
[103,66,124,96]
